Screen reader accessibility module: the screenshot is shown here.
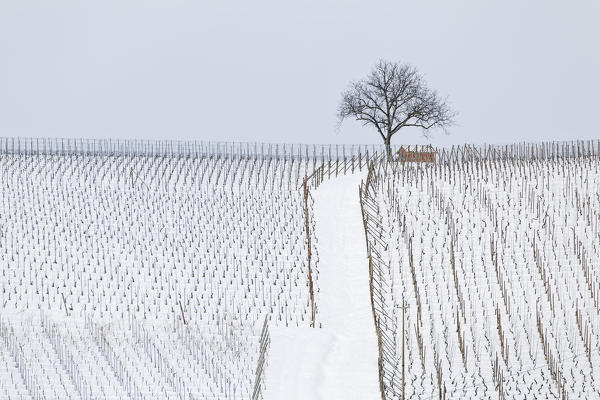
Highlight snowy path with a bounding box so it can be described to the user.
[265,173,380,400]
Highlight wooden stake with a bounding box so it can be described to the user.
[303,177,316,327]
[401,298,408,400]
[61,293,69,317]
[179,300,187,325]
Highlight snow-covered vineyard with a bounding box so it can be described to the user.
[0,139,381,399]
[360,142,600,399]
[1,137,599,399]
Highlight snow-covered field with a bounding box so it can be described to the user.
[1,138,599,399]
[0,148,330,399]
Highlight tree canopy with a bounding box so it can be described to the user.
[338,60,456,154]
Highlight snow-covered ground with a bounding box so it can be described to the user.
[2,140,600,399]
[265,172,380,400]
[0,151,327,399]
[365,158,600,399]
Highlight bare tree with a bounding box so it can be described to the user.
[337,60,456,157]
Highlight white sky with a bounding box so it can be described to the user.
[1,1,599,147]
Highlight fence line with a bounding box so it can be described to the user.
[305,149,383,189]
[359,161,400,400]
[0,137,389,160]
[1,137,598,163]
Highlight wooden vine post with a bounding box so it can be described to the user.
[179,300,187,325]
[401,298,408,400]
[303,176,316,327]
[61,293,69,317]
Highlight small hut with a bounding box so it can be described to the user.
[396,146,436,163]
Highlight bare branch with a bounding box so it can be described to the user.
[337,59,457,152]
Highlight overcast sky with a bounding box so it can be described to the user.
[1,1,599,147]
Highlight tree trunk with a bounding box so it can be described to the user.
[384,136,392,160]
